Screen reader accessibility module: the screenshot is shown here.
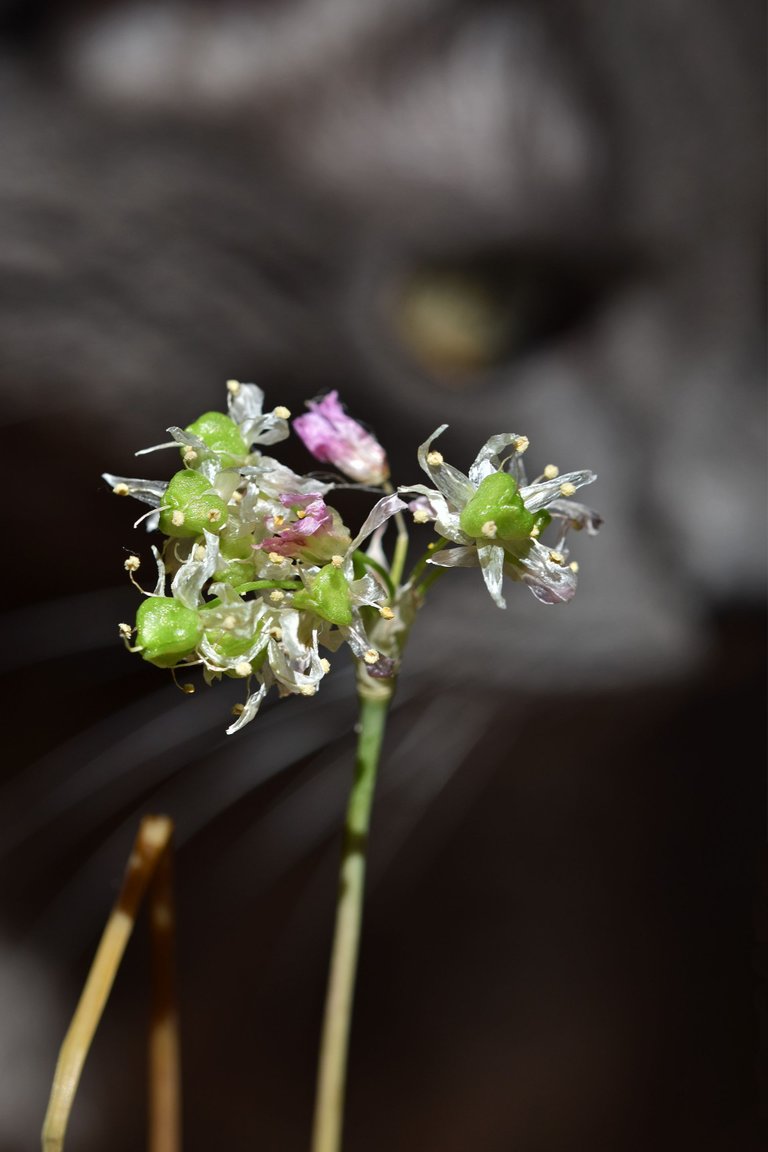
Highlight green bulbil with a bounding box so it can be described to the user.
[159,470,229,538]
[459,472,535,541]
[135,597,203,667]
[293,564,352,626]
[184,412,248,468]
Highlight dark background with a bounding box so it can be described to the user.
[0,2,765,1150]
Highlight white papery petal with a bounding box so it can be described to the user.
[228,382,265,425]
[428,546,480,569]
[417,426,474,508]
[507,540,578,604]
[349,493,407,552]
[350,574,385,607]
[477,543,506,609]
[151,546,166,596]
[171,531,220,609]
[102,473,168,507]
[520,470,597,512]
[226,681,269,735]
[546,499,604,536]
[468,433,525,486]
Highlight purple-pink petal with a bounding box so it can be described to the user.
[293,391,389,485]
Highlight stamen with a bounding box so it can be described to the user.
[183,448,198,464]
[273,406,291,419]
[299,684,317,696]
[530,525,541,538]
[112,482,130,496]
[412,509,430,524]
[171,510,185,527]
[124,555,141,572]
[269,590,285,603]
[231,703,245,717]
[269,627,283,641]
[543,464,559,480]
[222,615,237,630]
[363,649,380,665]
[514,436,529,453]
[226,379,241,395]
[194,544,207,561]
[426,451,444,467]
[180,683,195,695]
[295,509,307,519]
[320,659,331,673]
[231,490,243,504]
[273,515,285,528]
[548,550,565,565]
[268,552,286,565]
[559,482,576,497]
[379,606,395,620]
[118,622,133,639]
[481,520,498,539]
[331,554,344,568]
[569,561,579,573]
[235,661,253,677]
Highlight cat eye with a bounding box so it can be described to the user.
[389,250,630,388]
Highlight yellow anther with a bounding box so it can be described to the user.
[481,520,498,539]
[231,703,245,717]
[543,464,560,480]
[269,589,285,603]
[412,509,430,524]
[124,555,141,572]
[548,550,565,565]
[514,436,529,453]
[182,448,198,464]
[530,524,541,538]
[231,489,243,503]
[112,482,130,496]
[207,508,222,524]
[331,554,344,568]
[320,658,331,673]
[222,615,237,630]
[363,649,379,665]
[171,510,185,527]
[273,406,291,420]
[299,684,318,696]
[194,544,207,561]
[118,622,133,639]
[379,605,395,620]
[269,627,283,641]
[426,450,444,467]
[273,514,285,527]
[226,379,241,395]
[181,683,195,695]
[569,560,580,573]
[235,661,253,677]
[268,552,286,564]
[559,482,577,497]
[296,509,307,519]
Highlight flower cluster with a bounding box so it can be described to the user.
[105,381,404,733]
[106,381,600,733]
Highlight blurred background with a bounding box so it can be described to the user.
[0,1,765,1149]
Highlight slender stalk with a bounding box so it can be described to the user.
[148,825,181,1152]
[42,816,173,1152]
[311,683,393,1152]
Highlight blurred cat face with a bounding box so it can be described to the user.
[0,0,764,684]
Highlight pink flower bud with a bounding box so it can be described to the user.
[293,391,389,485]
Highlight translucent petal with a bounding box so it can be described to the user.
[546,499,604,536]
[417,427,474,508]
[507,540,578,604]
[427,546,480,569]
[349,492,407,552]
[520,470,597,513]
[226,681,269,735]
[171,531,220,609]
[468,433,526,486]
[477,543,506,609]
[102,473,168,507]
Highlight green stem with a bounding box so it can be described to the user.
[310,682,393,1152]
